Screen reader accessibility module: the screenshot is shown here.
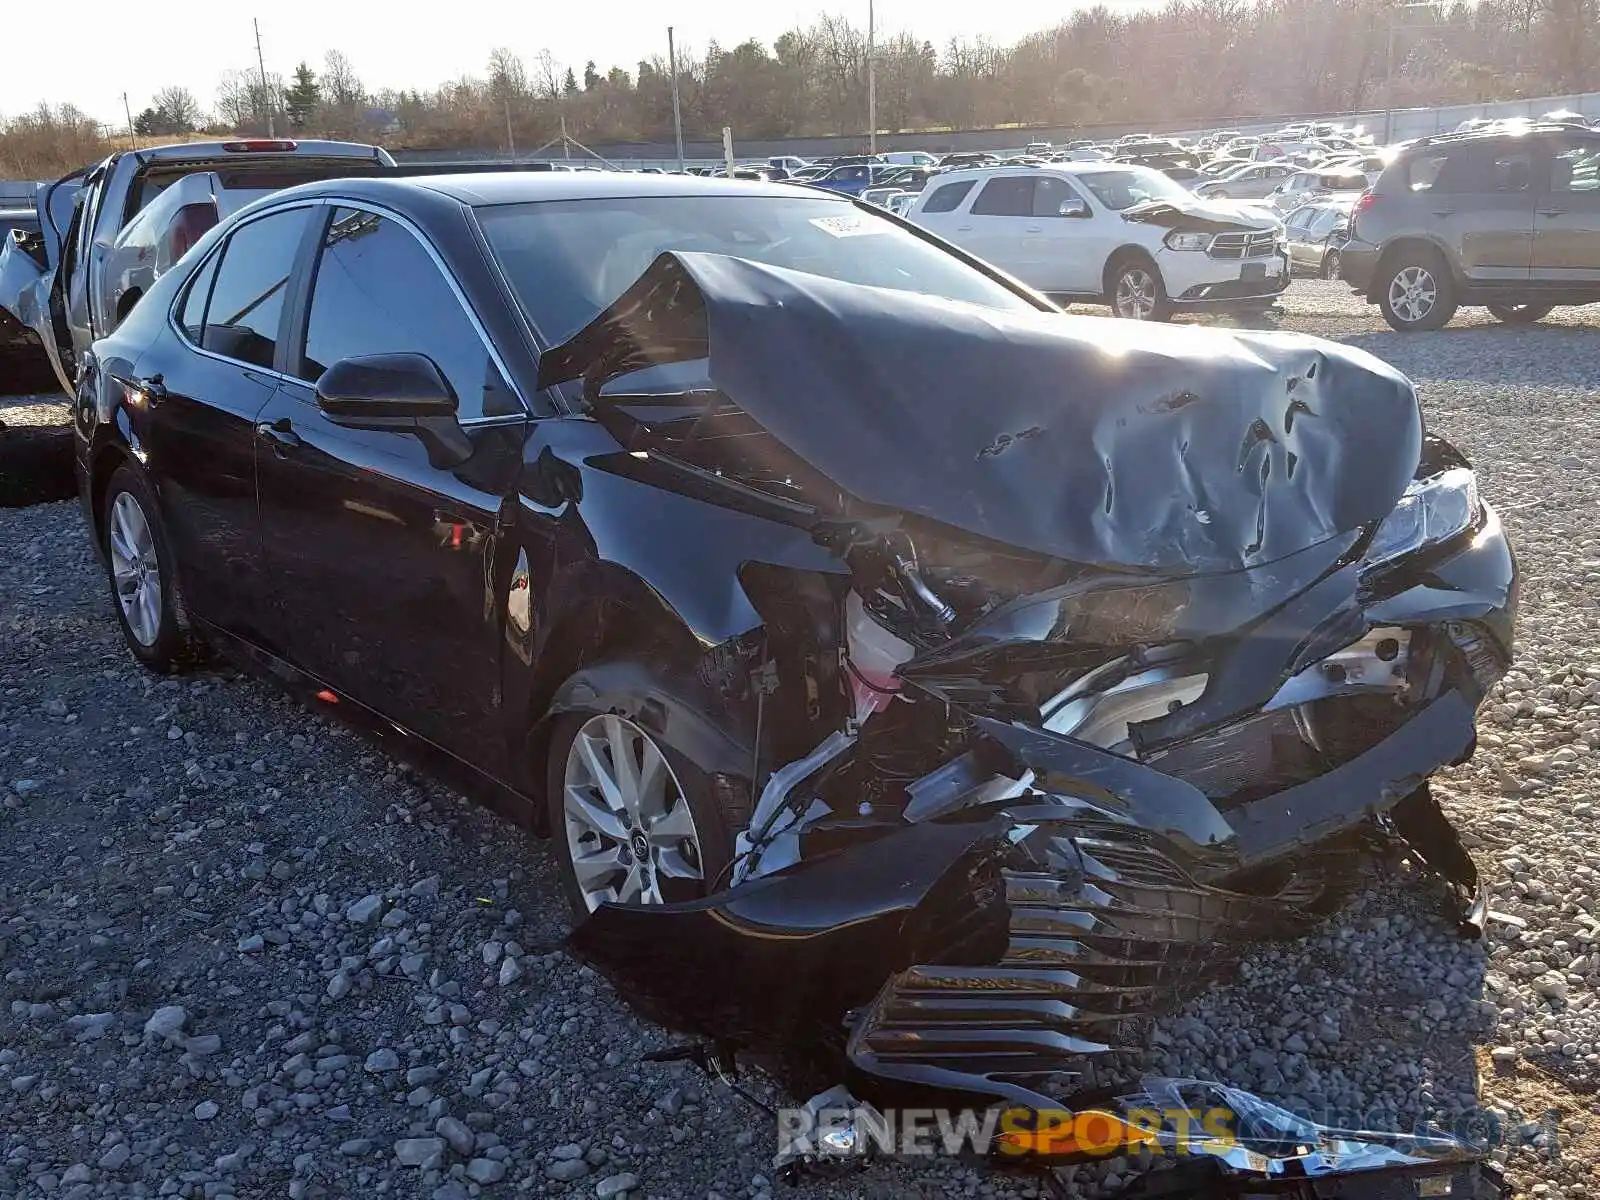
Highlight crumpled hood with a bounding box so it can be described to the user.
[540,251,1422,575]
[1121,195,1280,231]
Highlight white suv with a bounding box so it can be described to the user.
[907,164,1287,320]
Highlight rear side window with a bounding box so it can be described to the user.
[921,181,975,213]
[298,207,518,419]
[1552,141,1600,192]
[198,207,312,369]
[971,177,1035,217]
[1402,151,1450,192]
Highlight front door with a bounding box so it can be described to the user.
[1533,135,1600,283]
[133,205,318,640]
[255,204,528,771]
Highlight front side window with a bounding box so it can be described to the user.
[1075,168,1189,211]
[476,194,1036,346]
[1031,176,1084,217]
[298,208,517,419]
[971,177,1035,216]
[199,207,312,369]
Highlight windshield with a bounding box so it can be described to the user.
[1074,168,1191,211]
[476,194,1037,344]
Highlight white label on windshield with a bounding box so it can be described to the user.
[809,215,882,238]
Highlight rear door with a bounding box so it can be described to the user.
[254,203,527,770]
[1424,142,1536,283]
[1533,134,1600,283]
[130,204,319,639]
[962,176,1038,279]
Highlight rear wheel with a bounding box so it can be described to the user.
[1377,252,1457,331]
[546,710,735,916]
[1107,255,1172,321]
[1321,248,1342,280]
[1486,302,1553,325]
[100,464,203,673]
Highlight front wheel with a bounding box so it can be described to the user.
[1108,257,1172,321]
[1486,302,1553,325]
[1377,255,1457,331]
[546,710,735,917]
[100,463,202,673]
[1321,248,1342,280]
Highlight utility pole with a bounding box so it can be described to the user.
[561,113,570,160]
[122,92,136,150]
[867,0,877,155]
[503,95,516,157]
[253,18,275,137]
[667,26,686,173]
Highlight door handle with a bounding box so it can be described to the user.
[955,225,973,232]
[1430,209,1456,217]
[1538,209,1565,217]
[128,374,167,408]
[255,417,302,455]
[1024,225,1043,233]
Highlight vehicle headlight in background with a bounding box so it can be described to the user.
[1362,467,1478,570]
[1164,231,1210,251]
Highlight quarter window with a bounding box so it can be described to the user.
[298,208,518,419]
[178,248,221,343]
[198,207,312,369]
[971,177,1035,217]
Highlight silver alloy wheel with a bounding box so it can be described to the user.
[561,713,704,912]
[1322,250,1342,280]
[1114,267,1158,319]
[1387,265,1437,324]
[108,491,162,647]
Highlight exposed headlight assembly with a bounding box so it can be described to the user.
[1163,230,1210,251]
[1362,466,1478,570]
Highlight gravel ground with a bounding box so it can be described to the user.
[3,282,1600,1199]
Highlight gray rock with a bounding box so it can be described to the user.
[143,1005,188,1041]
[346,895,384,925]
[394,1137,445,1167]
[194,1100,219,1121]
[365,1048,400,1072]
[498,956,522,986]
[326,971,352,1001]
[436,1116,475,1157]
[467,1158,508,1183]
[547,1159,591,1182]
[98,1145,131,1172]
[596,1172,640,1199]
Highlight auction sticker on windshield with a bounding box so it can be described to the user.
[810,215,884,238]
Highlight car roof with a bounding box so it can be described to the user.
[933,161,1139,184]
[273,171,836,209]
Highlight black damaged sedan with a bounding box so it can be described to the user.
[73,172,1516,1187]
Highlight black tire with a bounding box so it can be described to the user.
[1321,248,1342,280]
[545,707,737,919]
[1487,302,1553,326]
[100,463,203,673]
[1106,253,1172,321]
[1376,250,1457,331]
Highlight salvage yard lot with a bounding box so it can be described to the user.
[2,279,1600,1199]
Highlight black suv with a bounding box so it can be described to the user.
[1339,123,1600,330]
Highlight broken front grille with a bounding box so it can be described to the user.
[1208,230,1279,259]
[846,807,1343,1109]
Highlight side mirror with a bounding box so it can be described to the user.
[315,353,472,469]
[1057,198,1089,218]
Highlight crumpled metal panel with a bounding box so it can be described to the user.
[845,802,1353,1111]
[538,250,1422,574]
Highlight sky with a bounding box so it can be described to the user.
[5,0,1117,127]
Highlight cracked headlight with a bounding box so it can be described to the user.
[1362,467,1478,570]
[1164,230,1211,251]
